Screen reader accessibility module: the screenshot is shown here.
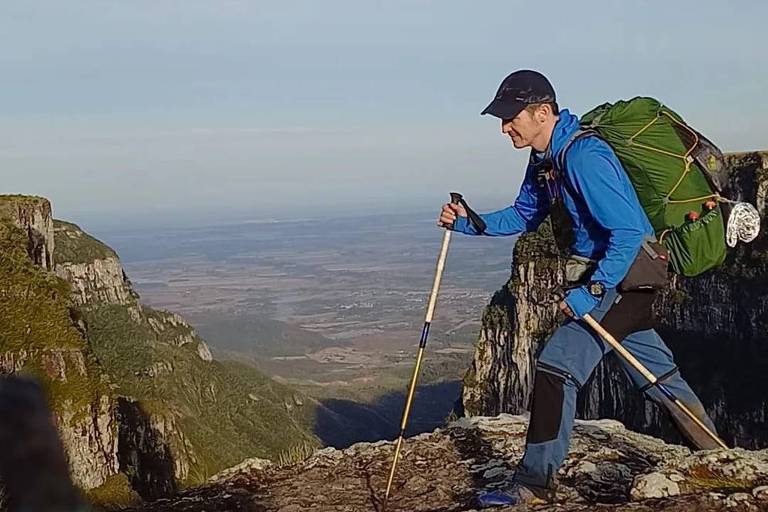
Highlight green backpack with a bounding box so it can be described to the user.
[565,97,733,277]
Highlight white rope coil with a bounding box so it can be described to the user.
[726,202,761,247]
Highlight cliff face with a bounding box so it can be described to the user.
[52,220,318,498]
[125,414,768,512]
[1,197,320,505]
[462,226,564,417]
[462,151,768,449]
[0,195,55,270]
[54,220,136,306]
[0,199,122,493]
[0,346,120,490]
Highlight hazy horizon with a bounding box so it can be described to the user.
[3,1,767,228]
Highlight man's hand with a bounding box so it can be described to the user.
[559,300,576,319]
[437,203,467,228]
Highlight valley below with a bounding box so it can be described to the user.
[99,211,515,446]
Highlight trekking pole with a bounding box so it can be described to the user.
[582,313,728,449]
[382,193,485,510]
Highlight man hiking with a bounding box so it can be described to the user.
[438,70,718,507]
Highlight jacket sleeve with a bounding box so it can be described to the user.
[564,139,645,288]
[453,165,549,236]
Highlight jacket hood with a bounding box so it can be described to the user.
[549,109,581,161]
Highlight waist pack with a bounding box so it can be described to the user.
[564,239,669,292]
[619,239,669,292]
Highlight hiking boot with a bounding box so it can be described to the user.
[476,479,554,508]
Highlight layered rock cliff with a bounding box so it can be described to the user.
[1,196,320,506]
[54,220,137,306]
[0,198,122,493]
[51,220,319,499]
[462,151,768,450]
[0,195,55,269]
[125,414,768,511]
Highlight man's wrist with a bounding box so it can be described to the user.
[451,215,470,233]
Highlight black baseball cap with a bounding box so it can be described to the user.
[481,70,556,119]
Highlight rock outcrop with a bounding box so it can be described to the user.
[461,227,564,418]
[54,220,137,306]
[57,394,120,490]
[462,151,768,450]
[125,414,768,511]
[0,195,55,269]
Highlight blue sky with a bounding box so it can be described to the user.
[2,1,767,227]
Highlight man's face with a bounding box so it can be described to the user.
[501,107,542,149]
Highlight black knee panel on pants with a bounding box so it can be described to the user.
[527,369,565,444]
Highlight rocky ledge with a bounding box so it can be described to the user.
[126,415,768,512]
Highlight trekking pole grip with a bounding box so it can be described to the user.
[449,192,487,234]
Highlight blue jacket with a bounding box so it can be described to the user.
[453,109,654,317]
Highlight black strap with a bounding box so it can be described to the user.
[536,361,582,388]
[638,366,680,394]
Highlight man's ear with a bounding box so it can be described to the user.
[536,104,552,123]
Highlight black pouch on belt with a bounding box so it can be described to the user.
[618,238,670,292]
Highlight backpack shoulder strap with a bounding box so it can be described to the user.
[555,128,600,197]
[555,128,599,171]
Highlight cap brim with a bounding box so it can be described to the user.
[481,98,526,120]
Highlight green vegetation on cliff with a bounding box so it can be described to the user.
[0,219,108,415]
[84,301,319,484]
[0,220,77,349]
[0,196,320,502]
[53,221,320,486]
[0,194,49,218]
[1,196,320,501]
[54,220,117,265]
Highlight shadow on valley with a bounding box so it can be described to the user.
[314,380,462,448]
